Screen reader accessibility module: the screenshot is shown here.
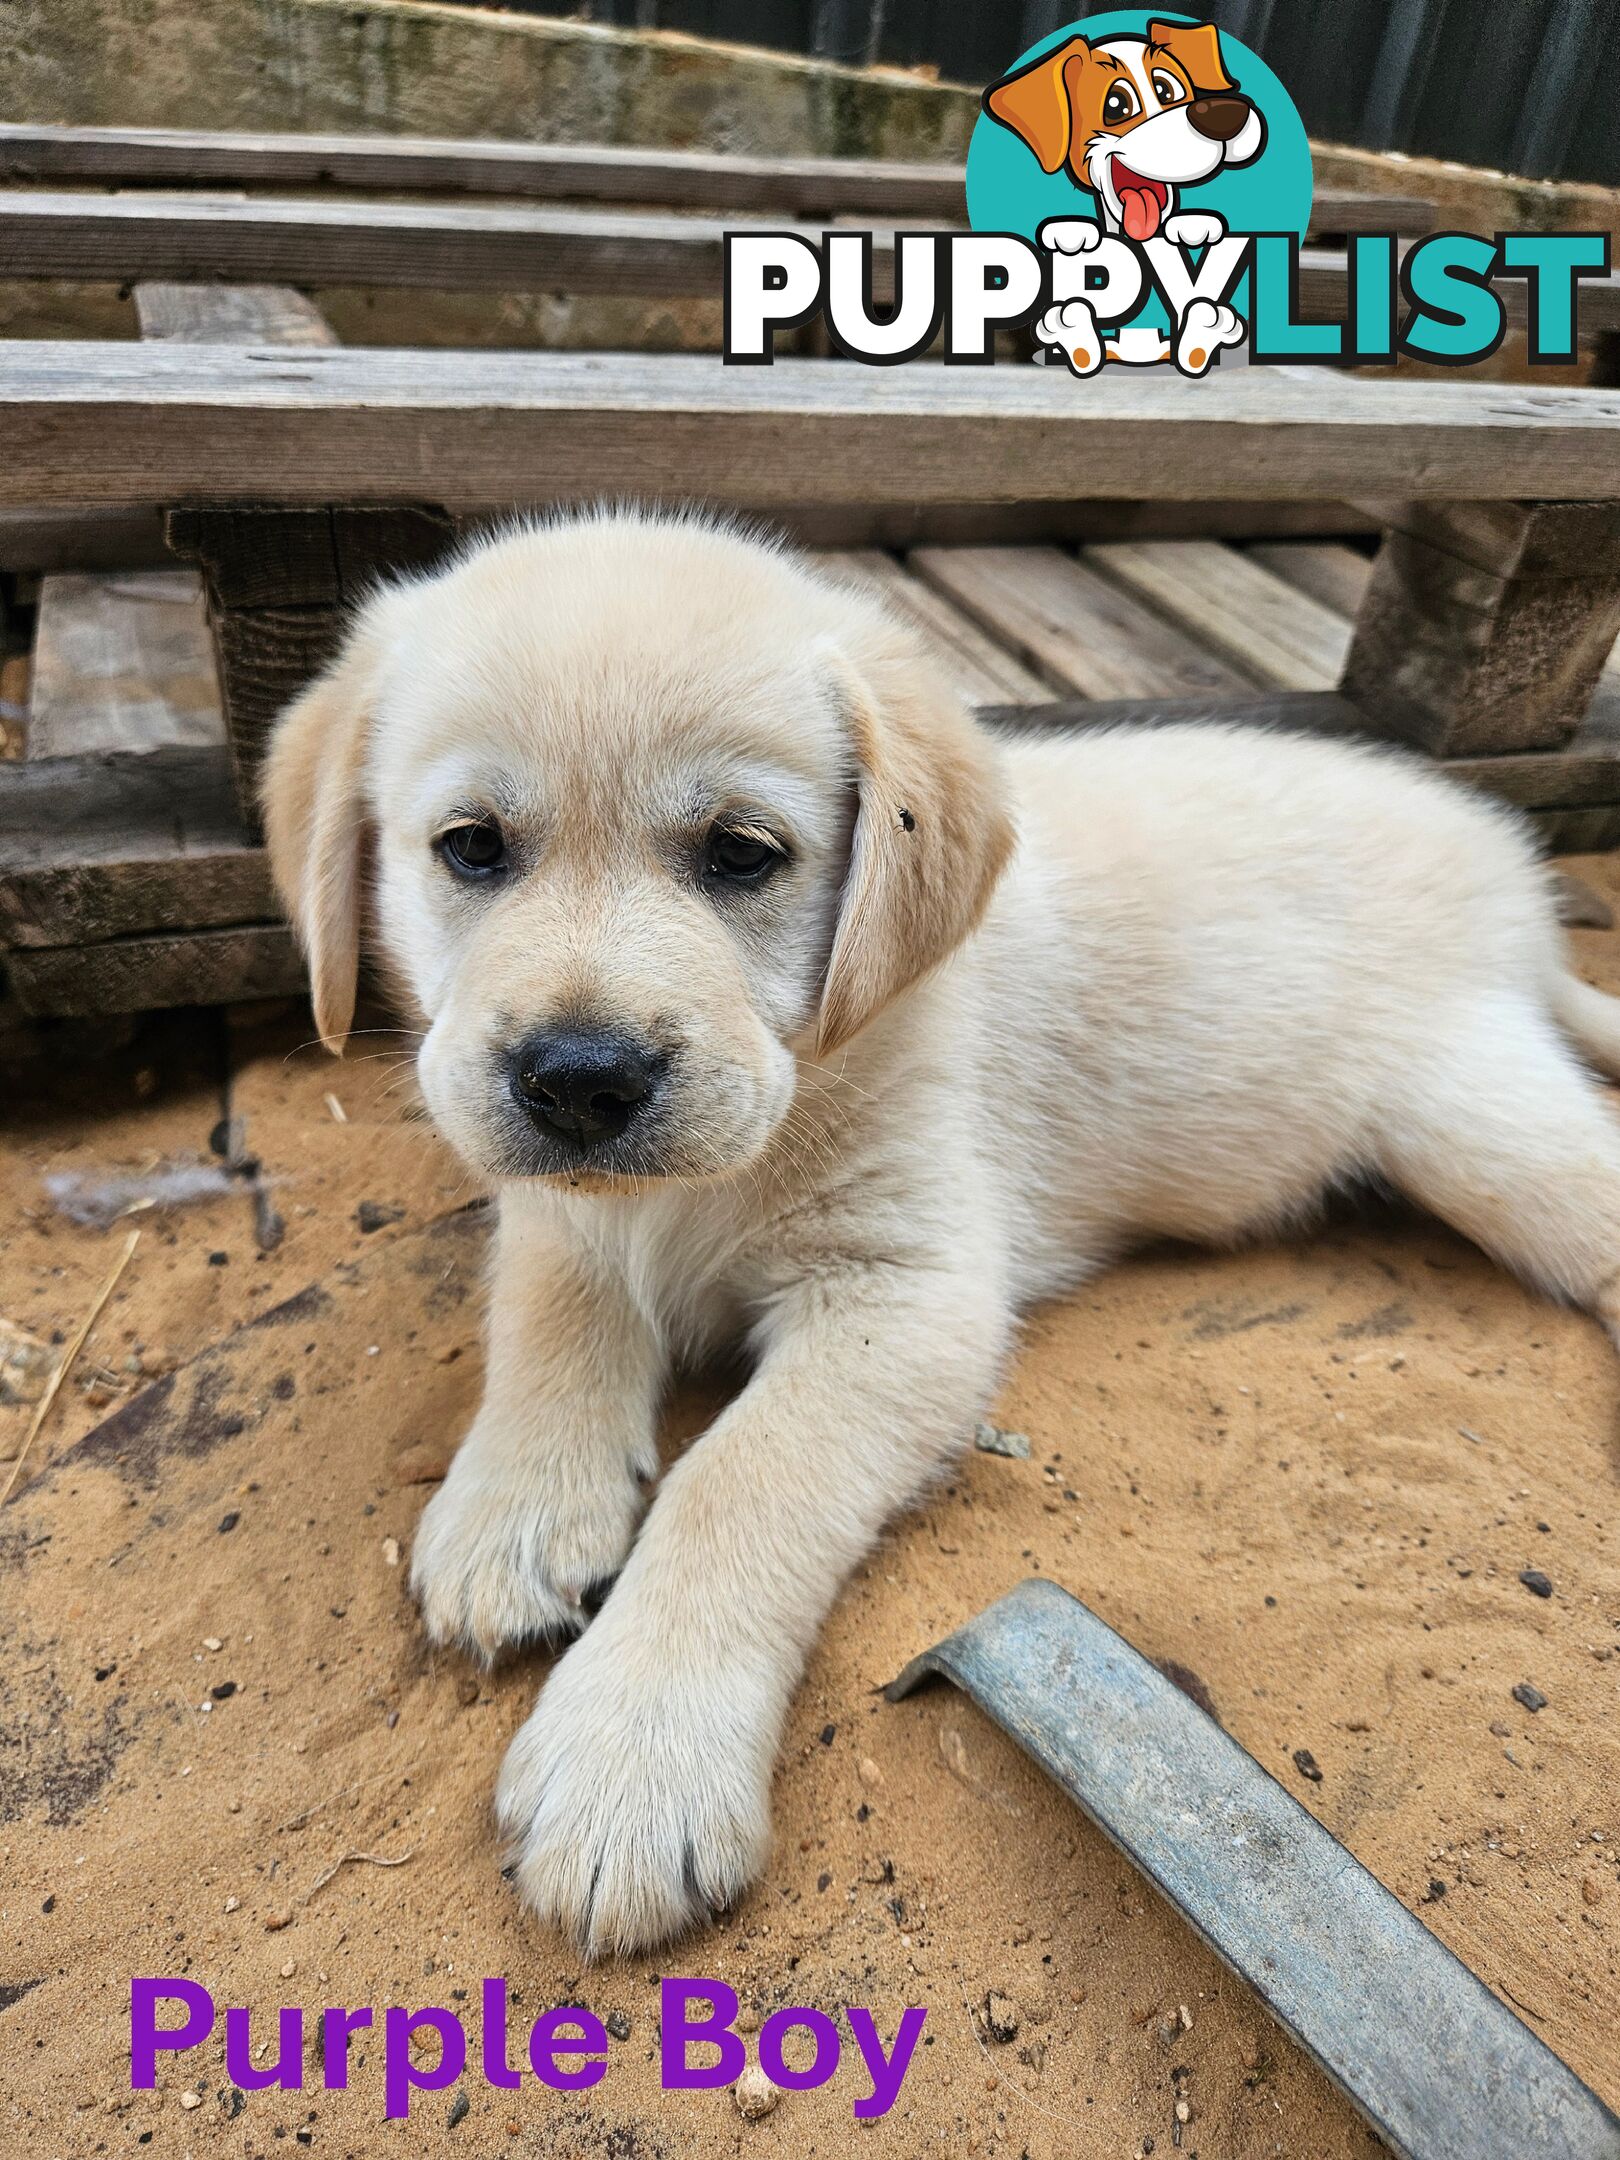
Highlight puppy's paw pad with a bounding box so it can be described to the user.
[1036,300,1104,378]
[1176,297,1245,374]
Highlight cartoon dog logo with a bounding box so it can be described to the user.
[983,17,1266,375]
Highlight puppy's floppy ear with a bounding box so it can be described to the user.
[982,35,1090,176]
[1148,18,1235,93]
[260,609,389,1055]
[817,627,1015,1057]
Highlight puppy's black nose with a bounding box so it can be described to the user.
[509,1029,658,1146]
[1187,94,1251,142]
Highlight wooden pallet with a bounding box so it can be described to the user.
[2,127,1619,1023]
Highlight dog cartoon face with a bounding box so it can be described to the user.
[984,18,1265,241]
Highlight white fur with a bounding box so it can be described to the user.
[264,513,1620,1957]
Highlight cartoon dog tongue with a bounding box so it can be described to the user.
[1119,181,1162,241]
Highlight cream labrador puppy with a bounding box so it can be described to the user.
[264,509,1620,1956]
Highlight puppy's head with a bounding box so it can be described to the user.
[984,21,1264,240]
[262,512,1013,1190]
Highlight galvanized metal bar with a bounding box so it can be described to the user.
[886,1579,1620,2160]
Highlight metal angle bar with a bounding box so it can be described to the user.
[885,1578,1620,2160]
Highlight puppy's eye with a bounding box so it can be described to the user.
[705,826,784,886]
[1151,70,1185,105]
[1103,82,1139,124]
[438,817,508,880]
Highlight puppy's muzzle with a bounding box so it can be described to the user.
[509,1027,664,1150]
[1188,95,1251,142]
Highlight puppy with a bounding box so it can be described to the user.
[264,510,1620,1956]
[985,17,1265,246]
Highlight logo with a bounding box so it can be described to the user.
[970,11,1309,376]
[721,10,1608,377]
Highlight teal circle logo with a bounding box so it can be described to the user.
[968,11,1311,245]
[967,12,1311,366]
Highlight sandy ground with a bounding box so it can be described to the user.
[3,863,1619,2160]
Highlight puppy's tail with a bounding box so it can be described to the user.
[1551,972,1620,1080]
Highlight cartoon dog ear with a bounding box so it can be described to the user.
[1148,18,1236,94]
[982,35,1092,176]
[260,603,393,1055]
[817,625,1016,1057]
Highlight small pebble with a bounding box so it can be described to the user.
[606,2010,632,2042]
[217,1512,240,1535]
[1512,1682,1548,1713]
[857,1756,884,1791]
[447,2091,470,2129]
[1519,1569,1554,1599]
[734,2063,779,2119]
[179,2091,201,2111]
[736,2005,761,2035]
[974,1422,1032,1460]
[457,1674,481,1707]
[280,1959,296,1979]
[224,1896,240,1913]
[202,1637,223,1653]
[1582,1876,1605,1907]
[382,1537,401,1567]
[1175,2099,1191,2125]
[264,1908,292,1932]
[1292,1748,1323,1783]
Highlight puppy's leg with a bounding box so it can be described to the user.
[495,1259,1007,1955]
[410,1194,660,1659]
[1377,993,1620,1346]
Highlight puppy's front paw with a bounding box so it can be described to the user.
[495,1624,774,1956]
[1036,299,1105,378]
[410,1436,648,1660]
[1176,296,1245,375]
[1038,216,1102,255]
[1164,210,1226,248]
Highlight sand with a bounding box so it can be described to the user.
[3,861,1618,2160]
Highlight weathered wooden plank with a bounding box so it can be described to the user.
[910,545,1254,699]
[6,922,302,1018]
[0,744,269,947]
[1246,540,1373,620]
[0,125,1438,233]
[1084,540,1352,691]
[0,507,170,573]
[824,551,1049,708]
[1341,504,1620,754]
[133,280,338,345]
[26,570,223,759]
[0,192,888,301]
[8,347,1620,510]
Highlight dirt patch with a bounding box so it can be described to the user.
[2,861,1619,2157]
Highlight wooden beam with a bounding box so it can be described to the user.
[1341,501,1620,754]
[824,552,1050,707]
[6,922,302,1018]
[7,347,1620,510]
[0,124,1440,233]
[0,744,268,948]
[133,280,338,345]
[909,545,1255,699]
[1083,540,1352,690]
[1246,540,1373,619]
[26,569,223,758]
[0,191,884,300]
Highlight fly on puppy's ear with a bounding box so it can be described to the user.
[260,604,392,1055]
[817,622,1015,1056]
